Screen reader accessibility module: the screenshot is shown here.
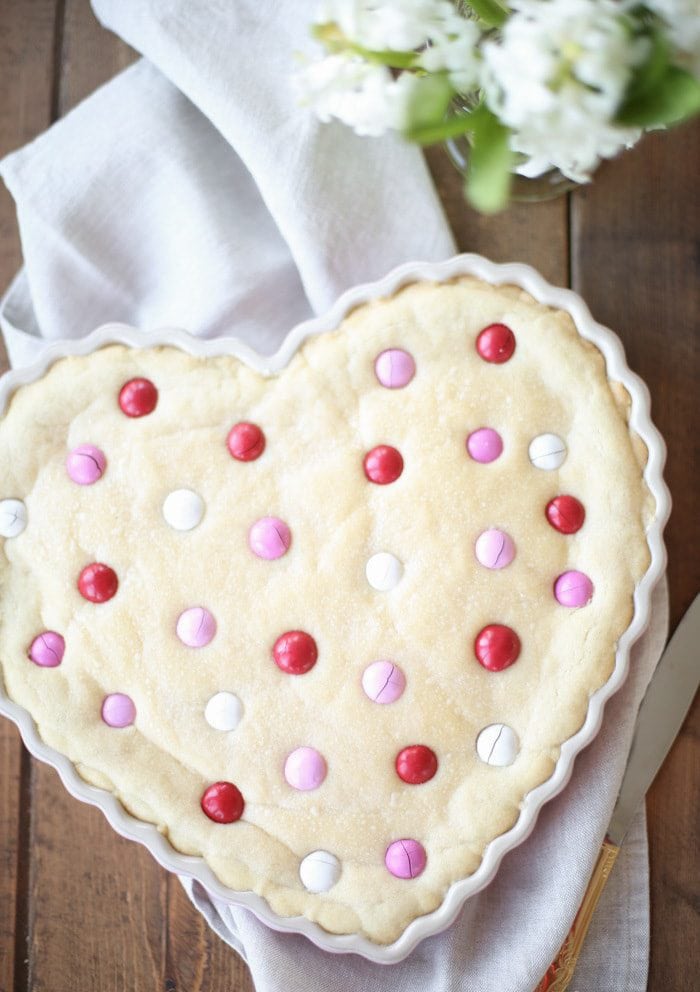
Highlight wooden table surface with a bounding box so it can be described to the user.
[0,2,697,990]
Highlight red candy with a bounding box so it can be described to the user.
[363,445,404,485]
[78,563,118,603]
[118,377,158,417]
[474,624,521,672]
[476,324,516,364]
[395,745,438,785]
[227,422,266,461]
[546,495,585,534]
[201,781,245,823]
[273,630,318,675]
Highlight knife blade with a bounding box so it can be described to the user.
[607,592,700,845]
[535,592,700,992]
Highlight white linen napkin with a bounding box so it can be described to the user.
[0,2,667,988]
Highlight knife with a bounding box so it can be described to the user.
[534,593,700,992]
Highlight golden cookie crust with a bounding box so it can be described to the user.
[0,279,653,943]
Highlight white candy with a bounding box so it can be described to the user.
[299,850,341,893]
[365,552,403,591]
[476,723,519,767]
[204,691,243,732]
[0,499,27,538]
[162,488,204,531]
[528,433,567,470]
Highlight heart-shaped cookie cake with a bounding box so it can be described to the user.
[0,277,654,944]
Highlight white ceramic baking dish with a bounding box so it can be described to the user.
[0,253,670,963]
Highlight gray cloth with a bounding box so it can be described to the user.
[0,1,667,988]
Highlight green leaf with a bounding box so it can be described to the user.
[402,73,455,135]
[464,105,514,214]
[617,65,700,126]
[405,113,477,145]
[625,28,670,103]
[356,47,418,69]
[467,0,509,28]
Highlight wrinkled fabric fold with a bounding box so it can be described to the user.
[0,1,664,989]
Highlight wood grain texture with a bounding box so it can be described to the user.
[570,118,700,992]
[164,881,253,992]
[27,764,166,992]
[0,3,59,990]
[0,1,696,989]
[58,0,135,115]
[425,145,569,285]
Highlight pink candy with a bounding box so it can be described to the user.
[475,529,515,570]
[361,661,406,704]
[101,693,136,728]
[28,631,65,667]
[65,444,106,485]
[554,571,594,607]
[467,428,503,464]
[374,349,416,389]
[176,606,217,647]
[385,839,427,879]
[248,517,291,560]
[284,746,327,791]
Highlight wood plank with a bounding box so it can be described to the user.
[426,146,570,285]
[28,764,166,991]
[164,882,253,992]
[57,0,135,116]
[20,4,170,992]
[571,121,700,991]
[0,2,60,990]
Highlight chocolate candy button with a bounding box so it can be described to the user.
[546,495,585,534]
[249,517,291,559]
[28,631,65,668]
[363,445,404,485]
[476,324,515,363]
[101,693,136,728]
[227,422,265,461]
[385,839,426,879]
[395,745,438,785]
[374,349,415,388]
[284,746,327,791]
[78,563,118,603]
[475,529,515,570]
[273,630,318,675]
[554,571,594,607]
[176,607,217,647]
[118,378,158,417]
[66,445,106,485]
[474,624,521,672]
[201,781,245,823]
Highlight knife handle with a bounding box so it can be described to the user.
[534,838,620,992]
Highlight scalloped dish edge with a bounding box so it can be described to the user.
[0,254,670,963]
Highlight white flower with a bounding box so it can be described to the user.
[294,54,415,136]
[481,0,648,182]
[645,0,700,77]
[313,0,481,93]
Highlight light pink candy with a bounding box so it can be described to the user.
[385,839,426,879]
[554,570,594,607]
[101,692,136,728]
[467,428,503,464]
[176,606,217,647]
[361,661,406,704]
[248,517,291,560]
[374,349,416,389]
[475,529,515,569]
[65,444,106,485]
[28,631,65,667]
[284,746,327,791]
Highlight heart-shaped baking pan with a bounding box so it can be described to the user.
[0,254,669,963]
